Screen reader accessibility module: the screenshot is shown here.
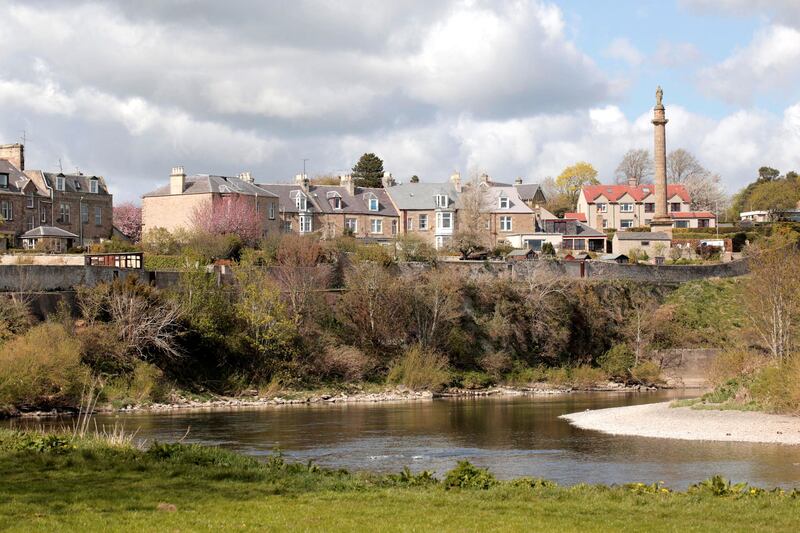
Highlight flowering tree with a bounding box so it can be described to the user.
[113,202,142,243]
[191,195,262,245]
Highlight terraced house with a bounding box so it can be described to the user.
[257,174,399,241]
[0,143,113,250]
[384,174,460,249]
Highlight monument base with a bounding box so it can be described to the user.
[650,219,673,240]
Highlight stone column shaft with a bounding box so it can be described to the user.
[652,106,668,221]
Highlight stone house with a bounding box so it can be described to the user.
[612,231,672,257]
[514,180,547,208]
[141,167,281,239]
[384,176,460,249]
[541,218,607,253]
[0,143,113,249]
[575,183,716,231]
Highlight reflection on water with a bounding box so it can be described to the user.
[7,391,800,488]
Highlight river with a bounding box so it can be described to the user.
[8,391,800,488]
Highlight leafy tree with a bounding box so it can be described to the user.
[555,162,599,207]
[615,149,652,185]
[191,195,262,246]
[410,175,420,183]
[352,153,385,188]
[113,202,142,243]
[758,166,780,182]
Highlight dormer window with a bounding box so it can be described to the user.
[498,196,509,209]
[326,191,342,210]
[90,178,99,194]
[365,193,379,211]
[74,180,81,190]
[56,175,65,191]
[295,193,308,211]
[435,194,448,208]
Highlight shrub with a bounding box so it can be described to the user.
[748,358,800,414]
[396,234,438,264]
[0,296,32,343]
[505,364,548,386]
[386,345,450,391]
[144,255,185,271]
[541,242,556,256]
[0,322,89,409]
[319,345,376,381]
[104,361,169,406]
[598,344,634,380]
[629,361,662,385]
[354,244,394,266]
[444,460,497,489]
[707,349,766,388]
[569,365,607,388]
[459,371,493,390]
[479,351,512,379]
[490,242,514,258]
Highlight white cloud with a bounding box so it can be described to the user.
[652,41,702,68]
[604,38,645,66]
[698,24,800,104]
[680,0,800,25]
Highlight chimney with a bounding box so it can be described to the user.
[239,171,253,183]
[480,173,491,184]
[340,174,355,195]
[170,166,186,195]
[295,173,309,192]
[515,176,523,185]
[627,175,638,187]
[595,212,604,231]
[450,172,462,192]
[0,143,24,170]
[381,171,395,188]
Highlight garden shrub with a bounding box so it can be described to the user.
[444,460,497,490]
[0,323,89,409]
[319,345,376,381]
[598,344,635,380]
[386,345,450,391]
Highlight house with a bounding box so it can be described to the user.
[0,143,113,249]
[384,175,460,249]
[575,183,716,231]
[542,218,607,253]
[513,179,547,208]
[20,226,79,252]
[612,231,671,257]
[739,210,769,223]
[257,174,399,241]
[468,174,538,246]
[141,167,281,238]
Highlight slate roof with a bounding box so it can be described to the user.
[256,183,398,216]
[542,219,606,238]
[143,175,278,198]
[581,184,691,203]
[514,183,543,200]
[0,160,41,195]
[21,225,79,238]
[43,172,111,195]
[384,182,459,210]
[475,183,534,214]
[615,231,671,241]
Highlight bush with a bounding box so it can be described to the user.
[386,345,450,391]
[396,234,438,264]
[144,255,185,271]
[598,344,634,380]
[0,296,32,343]
[748,358,800,414]
[569,365,607,388]
[459,371,493,390]
[319,345,376,381]
[354,244,394,266]
[505,364,548,386]
[0,323,89,409]
[444,460,497,489]
[479,351,512,379]
[541,242,556,256]
[104,361,169,406]
[707,349,766,388]
[629,361,662,385]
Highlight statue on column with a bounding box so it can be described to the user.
[656,86,663,107]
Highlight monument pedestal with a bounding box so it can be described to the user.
[650,218,673,240]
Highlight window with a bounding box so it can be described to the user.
[0,173,8,188]
[573,239,586,250]
[370,218,383,234]
[94,206,102,226]
[562,238,573,250]
[436,212,452,230]
[435,194,448,208]
[699,218,710,228]
[498,196,509,209]
[670,202,681,212]
[40,206,47,223]
[641,241,650,246]
[81,203,89,223]
[524,239,543,251]
[332,197,342,209]
[283,221,293,232]
[419,214,428,230]
[391,220,398,235]
[0,200,12,220]
[27,193,34,208]
[644,202,655,213]
[499,216,512,232]
[596,202,607,213]
[345,218,357,233]
[59,203,70,223]
[295,194,307,211]
[674,220,689,228]
[602,219,608,228]
[268,202,275,220]
[90,179,99,194]
[56,175,65,191]
[620,203,633,213]
[27,215,35,231]
[299,215,312,233]
[406,218,413,231]
[620,219,633,228]
[368,197,379,211]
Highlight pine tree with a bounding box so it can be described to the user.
[352,153,385,188]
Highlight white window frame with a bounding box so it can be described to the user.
[436,211,452,230]
[368,197,379,211]
[56,176,65,191]
[299,214,312,233]
[370,218,383,234]
[500,215,512,232]
[419,214,428,230]
[27,214,35,231]
[295,193,308,211]
[268,202,275,220]
[40,206,47,223]
[94,206,102,226]
[0,200,12,220]
[0,173,8,188]
[391,220,397,235]
[498,196,509,209]
[90,179,99,194]
[620,203,633,213]
[27,193,34,208]
[345,218,357,233]
[596,202,607,213]
[332,197,342,209]
[435,194,448,208]
[620,219,633,229]
[406,218,413,231]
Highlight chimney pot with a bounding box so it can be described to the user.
[170,165,186,195]
[515,176,523,185]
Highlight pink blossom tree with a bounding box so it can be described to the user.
[191,195,263,245]
[113,202,142,243]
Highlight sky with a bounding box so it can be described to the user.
[2,0,800,202]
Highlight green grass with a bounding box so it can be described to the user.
[1,430,799,532]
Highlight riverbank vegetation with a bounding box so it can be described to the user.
[1,429,798,532]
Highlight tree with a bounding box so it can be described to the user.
[452,174,492,259]
[270,234,331,325]
[191,195,262,246]
[352,153,385,188]
[615,149,653,186]
[410,175,420,183]
[758,166,780,182]
[310,174,340,185]
[667,149,726,211]
[410,269,462,349]
[113,202,142,243]
[555,162,599,207]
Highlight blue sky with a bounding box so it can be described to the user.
[1,0,800,201]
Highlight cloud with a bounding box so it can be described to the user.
[652,41,702,68]
[698,24,800,104]
[679,0,800,25]
[604,38,645,66]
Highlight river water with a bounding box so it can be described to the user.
[8,391,800,488]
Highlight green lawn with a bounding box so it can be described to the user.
[1,431,798,532]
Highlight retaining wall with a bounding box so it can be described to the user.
[656,348,719,388]
[0,265,144,292]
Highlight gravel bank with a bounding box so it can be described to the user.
[561,401,800,445]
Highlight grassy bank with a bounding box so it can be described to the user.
[1,430,799,532]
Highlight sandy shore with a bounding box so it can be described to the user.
[561,401,800,445]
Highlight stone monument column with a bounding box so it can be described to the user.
[650,86,673,238]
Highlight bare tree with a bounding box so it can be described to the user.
[270,234,331,324]
[615,149,653,186]
[452,174,492,259]
[410,269,462,349]
[667,149,727,211]
[107,288,183,361]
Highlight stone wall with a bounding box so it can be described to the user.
[0,265,143,291]
[0,254,85,266]
[656,348,719,388]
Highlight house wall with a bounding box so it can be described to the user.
[142,193,212,234]
[487,212,536,243]
[398,209,440,245]
[580,193,691,231]
[612,237,671,256]
[319,213,399,240]
[50,191,113,243]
